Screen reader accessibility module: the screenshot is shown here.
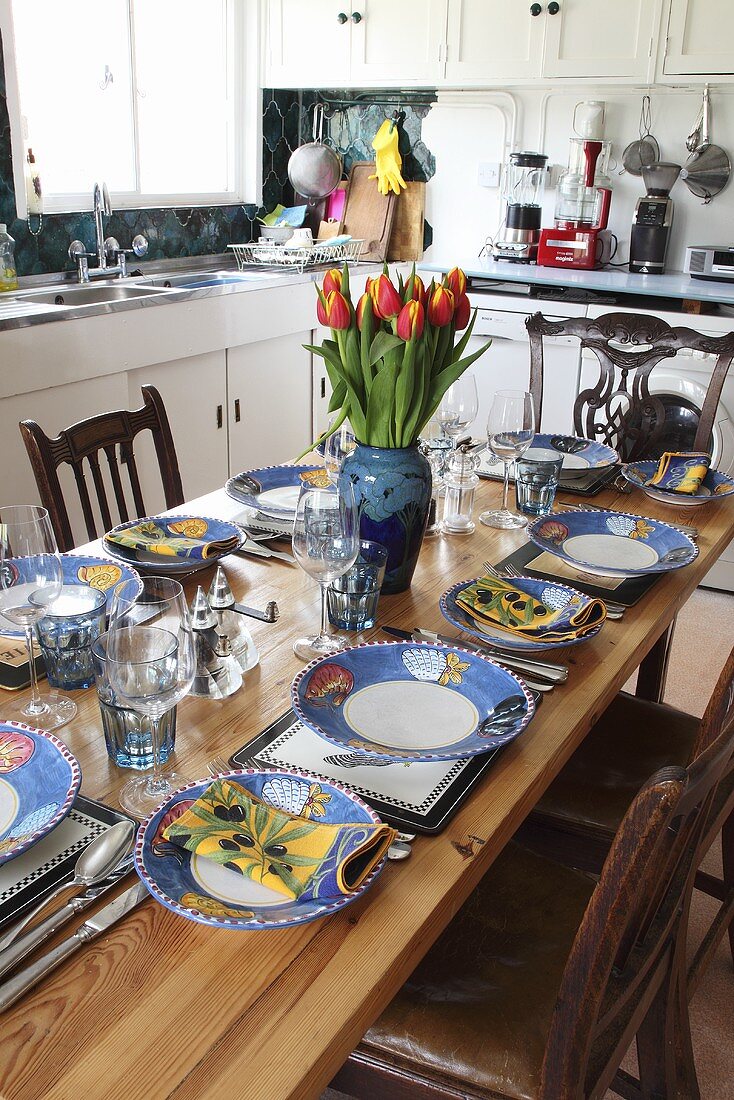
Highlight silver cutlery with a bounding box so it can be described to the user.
[207,755,232,776]
[0,820,135,953]
[413,628,568,683]
[0,881,149,1012]
[387,840,413,862]
[234,540,296,565]
[554,501,698,540]
[484,561,626,621]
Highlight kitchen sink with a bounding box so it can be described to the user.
[14,284,171,306]
[148,270,285,289]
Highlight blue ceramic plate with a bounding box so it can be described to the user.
[102,515,244,575]
[529,434,618,472]
[292,641,535,762]
[621,461,734,508]
[0,721,81,866]
[0,553,142,639]
[528,509,698,578]
[440,575,606,652]
[225,465,325,518]
[134,767,387,930]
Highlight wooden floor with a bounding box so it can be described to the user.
[325,585,734,1100]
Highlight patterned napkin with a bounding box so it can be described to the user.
[455,574,606,644]
[646,452,711,494]
[163,778,396,901]
[105,518,239,561]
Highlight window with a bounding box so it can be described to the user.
[1,0,260,212]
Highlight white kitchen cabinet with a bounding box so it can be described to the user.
[227,332,313,474]
[126,351,229,516]
[663,0,734,75]
[445,0,546,82]
[541,0,659,80]
[312,325,334,442]
[265,1,351,88]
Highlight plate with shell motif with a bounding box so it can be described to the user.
[0,553,142,639]
[528,433,618,474]
[528,509,698,578]
[292,641,535,762]
[134,767,388,930]
[621,462,734,508]
[440,574,606,652]
[225,465,328,518]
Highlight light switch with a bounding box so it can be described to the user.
[478,162,501,188]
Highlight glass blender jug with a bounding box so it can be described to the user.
[493,151,548,262]
[555,139,612,229]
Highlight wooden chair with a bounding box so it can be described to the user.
[525,311,734,461]
[331,717,734,1100]
[519,645,734,1001]
[19,385,184,552]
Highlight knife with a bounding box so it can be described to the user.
[0,880,149,1012]
[234,541,296,565]
[0,860,136,984]
[381,626,568,682]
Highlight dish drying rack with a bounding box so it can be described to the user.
[228,239,364,274]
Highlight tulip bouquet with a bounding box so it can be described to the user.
[308,265,490,450]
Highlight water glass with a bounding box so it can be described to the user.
[92,633,177,770]
[479,390,535,530]
[327,541,388,631]
[515,450,564,516]
[35,584,107,690]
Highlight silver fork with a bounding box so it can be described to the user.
[484,561,626,620]
[207,755,231,776]
[554,501,698,541]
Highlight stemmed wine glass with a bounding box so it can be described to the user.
[106,576,195,818]
[0,505,76,730]
[479,390,535,530]
[292,481,358,662]
[438,373,479,448]
[323,416,356,485]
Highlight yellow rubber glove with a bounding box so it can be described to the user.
[368,120,407,196]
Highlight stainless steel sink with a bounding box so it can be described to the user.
[148,270,284,289]
[14,284,171,306]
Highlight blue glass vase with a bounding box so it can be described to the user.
[340,443,432,594]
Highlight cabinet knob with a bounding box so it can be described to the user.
[351,10,362,22]
[548,1,560,12]
[530,3,542,15]
[337,11,348,22]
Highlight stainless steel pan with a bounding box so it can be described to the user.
[287,103,342,205]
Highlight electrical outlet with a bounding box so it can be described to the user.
[478,161,501,188]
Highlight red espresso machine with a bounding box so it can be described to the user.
[538,139,612,269]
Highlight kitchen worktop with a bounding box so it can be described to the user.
[422,258,734,310]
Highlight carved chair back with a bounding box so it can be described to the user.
[526,311,734,461]
[20,385,184,552]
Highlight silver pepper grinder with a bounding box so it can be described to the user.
[441,446,480,534]
[189,586,243,699]
[207,566,259,672]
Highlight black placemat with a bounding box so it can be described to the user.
[230,708,513,835]
[495,541,661,607]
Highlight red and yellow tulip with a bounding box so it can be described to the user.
[396,299,425,342]
[317,289,351,330]
[427,285,455,327]
[322,268,342,296]
[370,274,403,321]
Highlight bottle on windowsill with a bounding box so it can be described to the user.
[0,225,18,292]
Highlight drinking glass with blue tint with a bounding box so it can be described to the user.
[480,390,535,530]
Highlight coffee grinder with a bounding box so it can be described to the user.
[629,162,681,275]
[492,151,548,263]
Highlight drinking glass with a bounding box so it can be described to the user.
[323,416,356,484]
[0,505,76,730]
[438,373,479,448]
[106,576,195,818]
[292,481,358,662]
[479,390,535,529]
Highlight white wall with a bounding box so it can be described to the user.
[423,84,734,271]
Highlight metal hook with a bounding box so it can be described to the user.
[99,65,113,91]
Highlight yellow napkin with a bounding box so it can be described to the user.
[646,452,710,494]
[455,575,606,644]
[105,518,239,561]
[163,778,396,902]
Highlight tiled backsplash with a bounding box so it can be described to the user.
[0,27,435,277]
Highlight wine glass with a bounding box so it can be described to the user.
[0,505,76,730]
[438,373,479,448]
[479,390,535,530]
[106,576,195,818]
[323,416,356,484]
[292,481,358,662]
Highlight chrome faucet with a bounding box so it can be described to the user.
[68,182,148,283]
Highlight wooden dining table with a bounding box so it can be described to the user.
[1,475,733,1100]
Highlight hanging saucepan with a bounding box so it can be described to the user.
[621,95,660,176]
[287,103,342,206]
[681,85,731,203]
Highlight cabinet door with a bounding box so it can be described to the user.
[127,352,228,515]
[445,0,545,82]
[542,0,659,79]
[265,0,351,87]
[350,0,447,84]
[228,333,313,475]
[664,0,734,75]
[312,325,334,442]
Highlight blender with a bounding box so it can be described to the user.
[629,162,681,275]
[537,138,612,270]
[492,152,548,263]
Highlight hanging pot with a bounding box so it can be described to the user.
[287,104,342,206]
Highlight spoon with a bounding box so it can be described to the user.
[0,820,135,952]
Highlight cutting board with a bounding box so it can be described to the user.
[388,182,426,262]
[339,162,398,263]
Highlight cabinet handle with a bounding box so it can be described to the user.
[216,404,223,429]
[337,11,348,22]
[234,398,241,423]
[351,11,362,22]
[530,3,542,14]
[547,1,560,12]
[320,377,326,399]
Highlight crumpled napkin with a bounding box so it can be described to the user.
[646,452,711,494]
[105,517,239,561]
[456,574,606,644]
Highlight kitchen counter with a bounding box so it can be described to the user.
[421,258,734,311]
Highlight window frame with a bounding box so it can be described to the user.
[0,0,262,215]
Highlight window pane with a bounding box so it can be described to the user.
[12,0,136,196]
[133,0,231,194]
